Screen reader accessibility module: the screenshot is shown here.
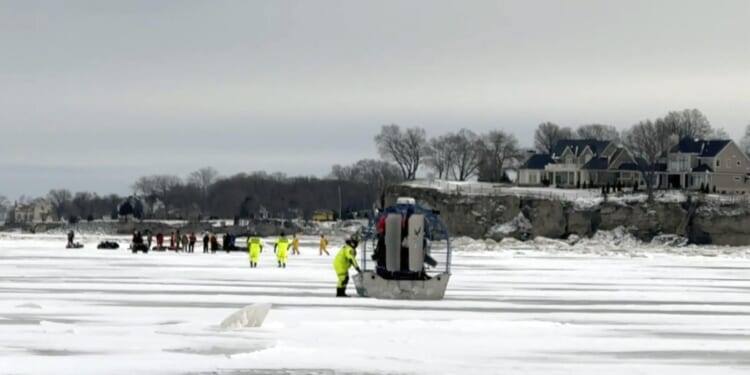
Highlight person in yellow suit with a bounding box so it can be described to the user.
[319,234,329,256]
[333,236,361,297]
[274,232,290,268]
[291,234,300,255]
[247,233,263,268]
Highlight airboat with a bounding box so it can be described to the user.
[353,197,452,300]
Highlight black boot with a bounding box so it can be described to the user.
[336,287,349,297]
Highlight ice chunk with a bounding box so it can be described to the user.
[220,303,271,330]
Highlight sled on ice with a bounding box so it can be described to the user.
[353,197,452,300]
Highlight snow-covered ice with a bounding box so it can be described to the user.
[1,233,750,374]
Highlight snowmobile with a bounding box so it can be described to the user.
[66,242,84,249]
[353,197,452,300]
[97,241,120,250]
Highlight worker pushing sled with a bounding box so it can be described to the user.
[333,235,362,297]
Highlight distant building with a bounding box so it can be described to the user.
[667,138,750,193]
[518,139,617,187]
[12,199,54,224]
[518,137,750,193]
[118,196,162,220]
[257,205,270,220]
[312,209,334,222]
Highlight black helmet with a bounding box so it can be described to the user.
[347,234,360,248]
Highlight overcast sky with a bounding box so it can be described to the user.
[1,0,749,199]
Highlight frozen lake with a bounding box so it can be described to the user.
[1,233,750,374]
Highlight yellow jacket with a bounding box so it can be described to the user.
[248,237,263,259]
[333,245,359,274]
[275,237,289,258]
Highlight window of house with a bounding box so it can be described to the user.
[737,160,741,167]
[734,176,741,182]
[717,159,721,168]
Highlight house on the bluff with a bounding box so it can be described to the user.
[518,138,750,194]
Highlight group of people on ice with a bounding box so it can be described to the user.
[246,233,323,268]
[245,232,360,297]
[127,230,247,253]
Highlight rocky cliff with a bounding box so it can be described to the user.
[386,184,750,246]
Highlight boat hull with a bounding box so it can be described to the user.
[353,271,450,300]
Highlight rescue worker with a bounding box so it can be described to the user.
[176,230,183,251]
[156,232,164,250]
[319,234,329,256]
[274,232,290,268]
[373,215,387,267]
[181,233,189,253]
[333,236,361,297]
[202,233,209,253]
[291,234,300,255]
[188,232,197,253]
[210,233,219,251]
[247,233,263,268]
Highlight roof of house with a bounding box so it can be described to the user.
[671,138,730,157]
[581,157,610,170]
[551,139,611,158]
[520,154,552,170]
[617,163,641,171]
[692,164,713,173]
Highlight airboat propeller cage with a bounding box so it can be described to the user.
[355,197,452,300]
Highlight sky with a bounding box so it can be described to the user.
[1,0,749,199]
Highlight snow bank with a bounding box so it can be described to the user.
[487,213,531,236]
[403,179,689,208]
[454,226,750,258]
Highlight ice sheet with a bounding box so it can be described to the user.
[1,234,749,374]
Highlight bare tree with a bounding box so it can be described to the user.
[47,189,73,221]
[132,175,182,219]
[330,159,403,208]
[187,167,218,193]
[534,122,573,153]
[0,195,9,223]
[478,130,521,182]
[425,134,455,179]
[623,120,672,202]
[740,123,750,156]
[187,167,218,217]
[329,164,355,181]
[448,129,483,181]
[709,127,729,139]
[374,124,427,180]
[576,124,620,141]
[660,108,713,140]
[71,192,94,219]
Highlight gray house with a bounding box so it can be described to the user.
[667,138,750,193]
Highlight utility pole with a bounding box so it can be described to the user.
[338,184,342,221]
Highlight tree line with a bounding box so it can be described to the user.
[2,108,748,222]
